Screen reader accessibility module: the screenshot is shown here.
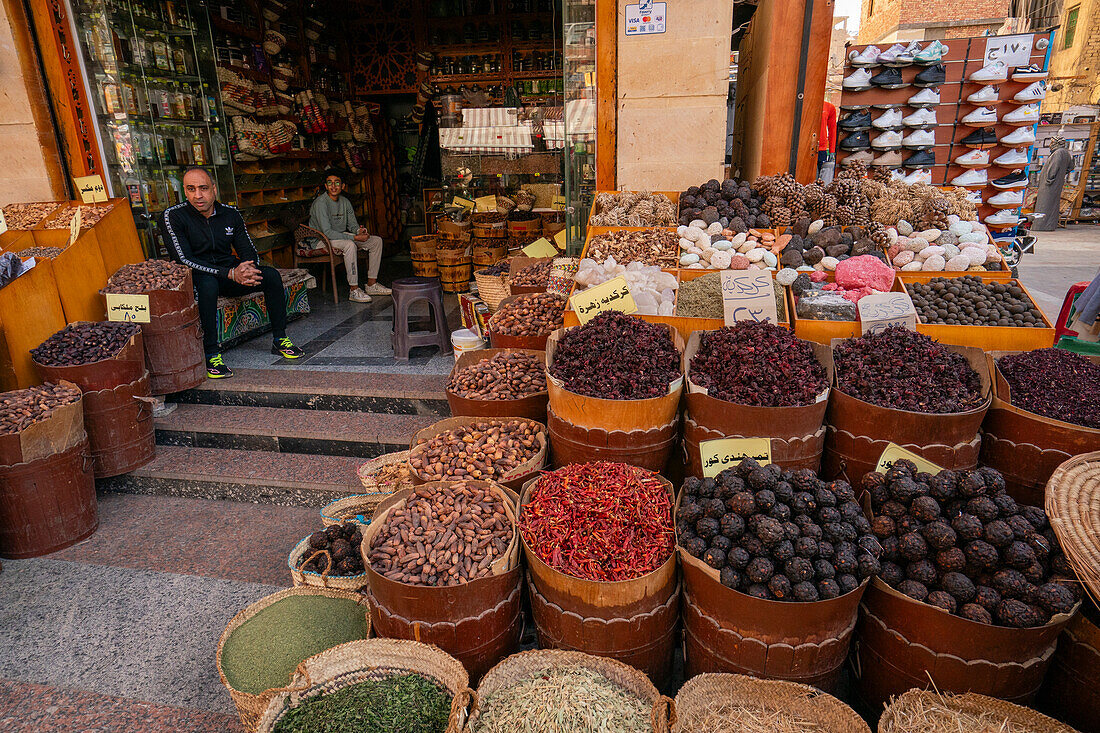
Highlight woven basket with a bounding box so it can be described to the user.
[317,453,413,526]
[257,639,472,733]
[288,535,370,591]
[675,673,869,733]
[471,649,672,733]
[474,271,510,311]
[878,690,1075,733]
[216,586,370,732]
[1045,450,1100,603]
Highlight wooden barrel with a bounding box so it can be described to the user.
[407,416,547,492]
[446,348,548,422]
[506,216,541,241]
[436,247,472,293]
[547,407,678,474]
[82,373,156,478]
[851,578,1078,716]
[541,212,566,239]
[142,303,205,395]
[1038,604,1100,732]
[410,235,439,278]
[31,325,146,391]
[472,241,507,268]
[472,214,507,240]
[824,342,991,487]
[683,418,826,477]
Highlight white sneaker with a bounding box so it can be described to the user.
[902,108,937,127]
[843,68,874,90]
[841,150,874,165]
[962,107,999,125]
[952,169,988,187]
[1001,126,1036,145]
[955,149,990,167]
[872,130,903,149]
[877,43,913,66]
[849,45,883,67]
[967,86,1000,104]
[872,150,903,166]
[907,87,940,107]
[913,40,948,64]
[363,282,392,296]
[988,190,1024,208]
[890,169,907,182]
[964,190,984,205]
[348,287,372,303]
[873,108,904,129]
[1003,103,1039,125]
[1012,64,1048,81]
[902,169,932,185]
[902,129,935,147]
[986,210,1021,227]
[1013,81,1046,103]
[970,60,1008,84]
[993,148,1029,167]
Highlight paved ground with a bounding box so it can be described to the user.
[1016,224,1100,320]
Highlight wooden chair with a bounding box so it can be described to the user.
[293,224,344,304]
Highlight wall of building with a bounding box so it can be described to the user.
[858,0,1010,43]
[1046,0,1100,112]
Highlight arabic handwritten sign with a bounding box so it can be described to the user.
[68,206,82,247]
[474,195,497,212]
[522,238,558,258]
[875,443,943,475]
[73,175,109,203]
[700,438,772,478]
[569,275,636,325]
[552,195,567,211]
[720,270,779,326]
[452,196,474,209]
[984,34,1034,67]
[858,292,917,335]
[105,293,151,323]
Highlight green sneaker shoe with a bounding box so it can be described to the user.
[206,354,233,379]
[272,337,305,359]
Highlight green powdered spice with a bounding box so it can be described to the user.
[272,673,452,733]
[675,272,786,321]
[221,595,370,695]
[473,666,651,733]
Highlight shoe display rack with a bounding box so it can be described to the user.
[839,32,1054,230]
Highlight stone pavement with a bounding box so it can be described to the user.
[1017,224,1100,319]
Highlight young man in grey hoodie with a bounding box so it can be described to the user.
[309,170,390,302]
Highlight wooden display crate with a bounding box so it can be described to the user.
[907,278,1055,351]
[790,278,909,345]
[586,190,681,228]
[0,258,67,390]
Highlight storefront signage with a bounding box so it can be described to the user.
[105,293,151,323]
[720,270,779,326]
[875,443,943,475]
[73,175,109,203]
[858,292,917,334]
[700,438,772,478]
[474,195,497,212]
[68,207,82,247]
[522,238,558,258]
[569,275,636,324]
[452,196,474,209]
[984,34,1034,67]
[625,1,666,36]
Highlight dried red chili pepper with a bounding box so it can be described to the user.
[519,461,674,582]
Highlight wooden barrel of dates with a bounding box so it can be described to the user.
[445,348,548,422]
[851,578,1077,716]
[437,219,471,243]
[80,374,156,478]
[487,295,561,351]
[141,303,206,395]
[547,408,679,475]
[0,390,96,558]
[472,241,507,268]
[31,325,146,392]
[436,246,472,293]
[406,416,548,492]
[541,211,566,238]
[823,342,990,488]
[410,234,439,278]
[472,214,507,239]
[506,216,541,242]
[519,473,679,687]
[361,481,523,683]
[979,352,1100,507]
[1037,603,1100,732]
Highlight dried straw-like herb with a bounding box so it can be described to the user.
[883,690,1052,733]
[473,666,650,733]
[272,673,451,733]
[676,700,821,733]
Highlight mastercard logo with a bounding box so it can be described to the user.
[642,15,651,21]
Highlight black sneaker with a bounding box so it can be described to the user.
[839,131,871,151]
[992,170,1028,189]
[904,148,937,168]
[839,110,872,131]
[960,127,998,147]
[206,354,233,379]
[914,64,946,87]
[272,337,306,359]
[870,67,907,89]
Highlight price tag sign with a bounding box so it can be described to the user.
[452,196,475,209]
[73,174,109,203]
[474,195,497,212]
[552,195,567,211]
[105,293,151,323]
[569,275,636,325]
[984,34,1034,67]
[858,292,917,335]
[553,228,568,248]
[700,438,772,478]
[522,238,558,258]
[0,208,7,236]
[875,443,943,475]
[68,206,83,246]
[720,270,779,326]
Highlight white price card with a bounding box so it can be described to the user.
[858,292,917,335]
[720,270,779,326]
[984,34,1034,67]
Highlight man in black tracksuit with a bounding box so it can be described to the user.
[161,167,303,378]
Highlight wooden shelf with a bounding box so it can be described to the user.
[211,15,262,41]
[430,73,509,83]
[511,69,561,78]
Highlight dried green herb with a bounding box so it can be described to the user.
[272,673,451,733]
[676,272,786,321]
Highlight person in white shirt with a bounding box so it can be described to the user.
[309,170,389,303]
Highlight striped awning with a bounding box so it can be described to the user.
[565,99,596,142]
[438,125,535,153]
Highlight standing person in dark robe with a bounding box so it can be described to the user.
[1032,135,1074,231]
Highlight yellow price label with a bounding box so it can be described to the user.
[73,174,109,203]
[875,443,943,475]
[700,438,772,478]
[69,206,83,246]
[522,238,558,258]
[553,228,568,248]
[584,71,595,86]
[552,195,567,211]
[474,195,497,212]
[569,275,636,325]
[105,293,151,323]
[452,196,475,209]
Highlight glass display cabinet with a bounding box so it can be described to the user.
[561,0,596,255]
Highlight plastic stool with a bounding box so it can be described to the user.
[391,276,453,361]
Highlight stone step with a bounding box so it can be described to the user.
[98,445,367,508]
[155,403,434,458]
[168,367,450,415]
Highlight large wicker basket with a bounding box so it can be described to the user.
[878,690,1076,733]
[1045,450,1100,602]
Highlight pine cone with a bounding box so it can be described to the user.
[836,204,856,226]
[868,222,890,250]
